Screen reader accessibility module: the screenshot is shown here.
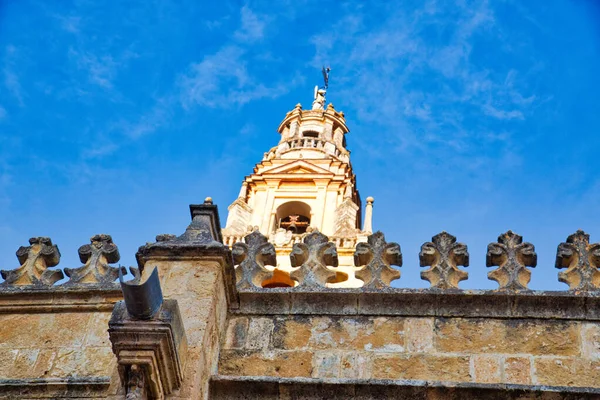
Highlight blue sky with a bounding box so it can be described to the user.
[1,0,599,290]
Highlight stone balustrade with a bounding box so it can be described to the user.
[262,138,350,162]
[226,229,600,291]
[1,229,599,292]
[224,233,357,249]
[0,234,125,289]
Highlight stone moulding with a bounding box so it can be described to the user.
[0,377,111,398]
[419,232,469,289]
[0,237,63,287]
[290,231,339,288]
[209,375,600,399]
[232,287,600,320]
[0,286,123,313]
[135,200,238,307]
[486,230,537,291]
[232,230,277,289]
[354,231,402,289]
[108,299,187,400]
[556,230,600,291]
[64,234,125,286]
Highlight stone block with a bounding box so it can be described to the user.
[582,323,600,360]
[238,291,292,314]
[534,357,600,387]
[218,350,313,378]
[340,351,371,379]
[177,296,211,345]
[312,351,340,378]
[12,349,40,378]
[406,318,434,353]
[162,261,221,299]
[0,313,90,349]
[371,354,471,381]
[224,316,249,349]
[84,312,112,347]
[504,356,531,385]
[272,316,405,352]
[434,318,580,356]
[0,349,17,377]
[245,318,274,350]
[290,291,358,315]
[471,355,501,383]
[49,347,115,378]
[32,348,57,378]
[271,317,312,350]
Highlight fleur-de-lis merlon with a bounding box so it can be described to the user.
[355,231,402,289]
[486,231,537,291]
[419,232,468,289]
[290,231,338,288]
[232,230,277,289]
[1,237,63,287]
[555,230,600,291]
[64,234,124,285]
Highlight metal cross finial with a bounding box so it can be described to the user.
[322,66,331,90]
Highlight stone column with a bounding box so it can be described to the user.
[363,196,374,233]
[134,199,237,399]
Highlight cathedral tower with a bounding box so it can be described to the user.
[222,81,374,288]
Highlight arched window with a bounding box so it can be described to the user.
[275,201,311,234]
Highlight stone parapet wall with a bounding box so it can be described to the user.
[216,288,600,396]
[0,287,122,398]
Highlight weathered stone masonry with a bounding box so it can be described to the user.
[1,91,600,399]
[1,208,600,398]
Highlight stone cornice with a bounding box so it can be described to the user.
[0,377,111,398]
[210,375,600,399]
[233,287,600,321]
[0,285,122,313]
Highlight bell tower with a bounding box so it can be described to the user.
[222,74,374,288]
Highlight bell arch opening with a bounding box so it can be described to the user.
[276,201,312,234]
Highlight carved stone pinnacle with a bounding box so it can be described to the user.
[0,237,63,287]
[232,230,277,289]
[64,234,125,286]
[419,232,468,289]
[486,230,537,291]
[355,231,402,289]
[290,231,338,288]
[555,230,600,291]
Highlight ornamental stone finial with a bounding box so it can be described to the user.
[362,197,374,233]
[555,230,600,291]
[419,232,469,289]
[64,234,125,286]
[355,231,402,288]
[1,237,63,287]
[290,231,338,287]
[486,231,537,291]
[232,230,277,289]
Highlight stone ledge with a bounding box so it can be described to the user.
[0,377,110,398]
[234,288,600,320]
[209,375,600,399]
[0,286,122,313]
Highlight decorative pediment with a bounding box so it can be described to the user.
[262,160,334,176]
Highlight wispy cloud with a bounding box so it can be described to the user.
[120,97,173,139]
[69,49,118,89]
[482,104,524,120]
[3,45,25,106]
[310,0,538,170]
[234,6,268,43]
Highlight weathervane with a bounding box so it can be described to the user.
[312,66,331,110]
